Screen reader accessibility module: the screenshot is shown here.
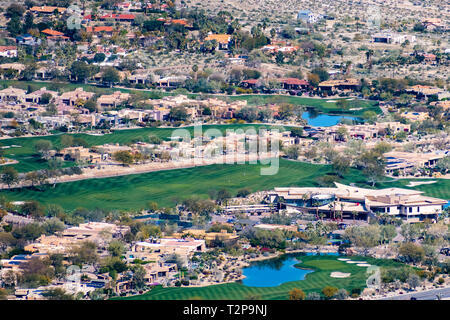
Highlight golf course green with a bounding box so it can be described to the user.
[2,159,364,210]
[0,124,280,173]
[2,155,449,211]
[114,254,407,300]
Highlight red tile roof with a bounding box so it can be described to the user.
[41,29,64,36]
[171,19,188,25]
[100,13,135,20]
[86,26,114,33]
[116,14,135,20]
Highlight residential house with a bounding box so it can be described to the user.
[41,29,69,42]
[371,32,416,44]
[59,88,95,106]
[0,63,26,78]
[204,34,231,50]
[0,46,17,58]
[0,87,26,103]
[278,78,309,90]
[24,87,58,104]
[16,34,41,46]
[60,146,103,163]
[157,76,187,88]
[96,91,130,110]
[268,183,447,222]
[406,85,450,100]
[422,18,445,31]
[384,151,447,175]
[85,26,115,37]
[297,10,320,24]
[30,6,67,14]
[318,79,360,92]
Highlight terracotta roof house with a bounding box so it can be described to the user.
[278,78,310,90]
[99,13,135,21]
[318,79,360,91]
[86,26,114,37]
[406,85,450,100]
[97,91,130,110]
[204,34,231,50]
[0,87,26,102]
[241,79,260,88]
[41,29,64,36]
[59,88,95,106]
[30,6,66,14]
[41,29,69,41]
[25,87,58,104]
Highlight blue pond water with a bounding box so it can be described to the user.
[302,112,358,127]
[444,201,450,209]
[242,256,314,287]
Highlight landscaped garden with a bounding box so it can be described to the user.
[114,254,409,300]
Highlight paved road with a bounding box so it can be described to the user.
[381,287,450,300]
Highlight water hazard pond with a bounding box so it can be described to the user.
[241,254,314,287]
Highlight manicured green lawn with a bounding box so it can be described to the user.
[375,179,450,201]
[2,154,447,211]
[228,95,380,116]
[114,254,406,300]
[3,159,364,211]
[0,124,279,173]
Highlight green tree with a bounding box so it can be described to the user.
[331,155,350,177]
[1,166,19,188]
[289,288,306,300]
[399,242,425,264]
[108,240,125,257]
[113,151,134,166]
[70,61,93,83]
[6,4,25,18]
[7,17,22,37]
[322,286,339,299]
[168,106,189,122]
[102,67,120,87]
[34,140,53,160]
[69,241,99,265]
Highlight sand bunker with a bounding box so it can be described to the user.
[346,261,367,264]
[330,272,351,278]
[338,258,350,261]
[407,181,436,187]
[356,263,371,267]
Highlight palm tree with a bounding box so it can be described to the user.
[319,212,325,221]
[351,210,357,222]
[301,193,310,207]
[365,49,374,70]
[328,202,334,220]
[312,199,320,220]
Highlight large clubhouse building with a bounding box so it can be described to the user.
[268,183,447,223]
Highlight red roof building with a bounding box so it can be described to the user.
[41,29,64,37]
